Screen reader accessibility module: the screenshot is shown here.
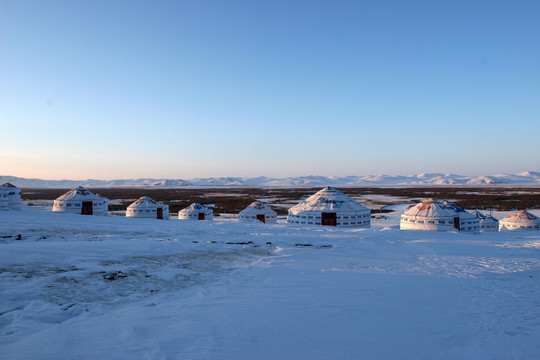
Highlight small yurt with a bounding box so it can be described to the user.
[400,199,479,232]
[1,183,21,210]
[126,197,169,220]
[470,210,499,231]
[52,186,109,215]
[499,210,540,231]
[178,203,213,220]
[239,201,277,223]
[287,187,371,227]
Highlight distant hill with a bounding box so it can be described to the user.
[1,172,539,188]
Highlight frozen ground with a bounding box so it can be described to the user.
[1,208,540,359]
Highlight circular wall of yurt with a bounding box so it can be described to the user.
[400,199,479,232]
[470,210,499,231]
[126,196,169,220]
[0,187,9,209]
[178,203,213,220]
[1,183,21,210]
[239,201,277,223]
[287,187,371,227]
[52,186,109,215]
[499,210,540,231]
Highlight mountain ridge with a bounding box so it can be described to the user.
[1,172,539,188]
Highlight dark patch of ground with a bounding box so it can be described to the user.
[20,187,540,215]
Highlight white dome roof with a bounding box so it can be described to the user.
[179,203,212,214]
[402,200,457,218]
[289,187,369,213]
[500,210,539,226]
[239,201,276,216]
[127,196,167,209]
[56,186,106,202]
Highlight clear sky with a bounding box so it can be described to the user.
[1,0,539,179]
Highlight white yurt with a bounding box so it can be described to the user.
[1,183,21,210]
[52,186,109,215]
[400,199,479,232]
[178,203,213,220]
[470,210,499,231]
[442,200,480,232]
[239,201,277,223]
[499,210,540,231]
[126,196,169,219]
[287,187,371,227]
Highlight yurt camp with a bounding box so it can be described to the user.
[126,197,169,220]
[499,210,540,231]
[287,187,371,227]
[400,199,479,232]
[1,183,21,210]
[239,201,277,223]
[470,210,499,231]
[178,203,213,220]
[52,186,109,215]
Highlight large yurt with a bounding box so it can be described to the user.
[400,199,479,232]
[287,187,371,227]
[178,203,213,220]
[1,183,21,210]
[126,197,169,219]
[499,210,540,231]
[52,186,109,215]
[239,201,277,223]
[470,210,499,231]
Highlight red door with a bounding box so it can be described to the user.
[157,208,163,220]
[198,213,205,220]
[321,212,337,226]
[256,214,266,223]
[81,201,93,215]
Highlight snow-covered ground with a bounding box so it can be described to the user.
[1,207,540,359]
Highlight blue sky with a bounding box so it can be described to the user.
[1,0,539,179]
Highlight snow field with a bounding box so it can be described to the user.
[1,208,540,359]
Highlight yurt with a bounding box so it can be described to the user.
[400,199,479,232]
[287,187,371,227]
[126,197,169,220]
[442,200,480,232]
[470,210,499,231]
[0,187,9,210]
[1,183,21,210]
[52,186,109,215]
[239,201,277,223]
[499,210,540,231]
[178,203,213,220]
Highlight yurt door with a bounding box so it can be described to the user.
[256,214,266,223]
[322,212,337,226]
[453,217,461,231]
[156,208,163,220]
[198,213,205,220]
[81,201,93,215]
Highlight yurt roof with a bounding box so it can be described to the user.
[402,200,457,218]
[500,210,539,225]
[470,210,498,222]
[128,196,165,209]
[289,187,369,213]
[240,201,277,215]
[56,186,105,202]
[179,203,211,213]
[1,183,18,188]
[442,200,478,220]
